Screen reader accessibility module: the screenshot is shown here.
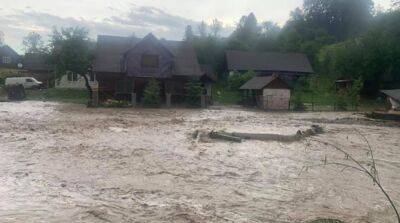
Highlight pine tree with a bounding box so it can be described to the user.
[143,78,161,108]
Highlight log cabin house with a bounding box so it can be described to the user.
[92,33,203,106]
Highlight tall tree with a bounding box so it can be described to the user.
[303,0,374,40]
[210,19,223,37]
[198,21,208,37]
[49,27,94,106]
[22,32,44,53]
[233,13,260,43]
[184,25,195,41]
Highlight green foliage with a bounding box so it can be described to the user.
[143,78,161,108]
[22,32,45,53]
[103,99,132,108]
[292,74,365,111]
[185,80,203,107]
[49,27,93,80]
[212,84,242,105]
[228,70,255,91]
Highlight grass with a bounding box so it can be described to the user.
[26,88,88,104]
[212,84,242,105]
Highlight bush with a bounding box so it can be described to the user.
[103,99,131,108]
[143,78,161,108]
[185,80,203,107]
[228,70,255,91]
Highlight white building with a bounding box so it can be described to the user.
[55,72,98,89]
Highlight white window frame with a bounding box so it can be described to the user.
[2,56,11,64]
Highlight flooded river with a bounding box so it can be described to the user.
[0,101,399,222]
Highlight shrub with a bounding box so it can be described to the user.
[335,96,348,111]
[143,78,161,107]
[228,70,255,91]
[103,99,131,108]
[185,80,203,107]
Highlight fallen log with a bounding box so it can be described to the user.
[209,131,243,143]
[210,125,323,143]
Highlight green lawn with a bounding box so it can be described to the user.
[26,88,88,104]
[212,84,242,105]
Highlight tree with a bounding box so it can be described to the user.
[210,19,223,37]
[303,0,374,40]
[198,21,208,37]
[22,32,44,53]
[184,25,195,41]
[143,78,161,107]
[48,27,94,106]
[232,13,260,44]
[185,80,203,107]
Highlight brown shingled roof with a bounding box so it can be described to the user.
[240,75,290,90]
[92,34,202,77]
[23,53,54,71]
[226,50,314,74]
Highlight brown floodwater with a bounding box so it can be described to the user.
[0,101,399,223]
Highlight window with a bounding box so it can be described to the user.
[2,56,11,64]
[26,78,33,83]
[67,72,78,82]
[141,54,159,68]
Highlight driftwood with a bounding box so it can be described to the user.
[209,131,243,143]
[210,125,323,143]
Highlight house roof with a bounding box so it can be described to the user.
[0,45,20,58]
[226,50,314,74]
[240,75,289,90]
[382,89,400,102]
[23,53,54,71]
[92,34,202,76]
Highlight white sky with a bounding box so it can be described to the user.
[0,0,393,53]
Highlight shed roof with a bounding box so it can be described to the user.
[382,89,400,102]
[240,75,289,90]
[93,34,202,76]
[226,50,314,74]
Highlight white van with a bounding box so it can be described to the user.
[5,77,43,89]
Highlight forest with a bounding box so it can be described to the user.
[185,0,400,99]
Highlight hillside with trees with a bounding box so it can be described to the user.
[186,0,400,98]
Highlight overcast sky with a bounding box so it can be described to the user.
[0,0,393,53]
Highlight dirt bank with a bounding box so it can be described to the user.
[0,101,399,222]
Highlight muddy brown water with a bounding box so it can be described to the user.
[0,101,399,223]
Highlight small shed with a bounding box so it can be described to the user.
[240,74,291,110]
[381,89,400,111]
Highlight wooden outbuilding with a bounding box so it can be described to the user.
[240,74,291,110]
[381,89,400,111]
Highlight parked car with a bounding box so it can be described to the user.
[5,77,43,89]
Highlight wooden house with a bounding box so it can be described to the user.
[92,33,203,105]
[0,45,21,69]
[226,50,313,85]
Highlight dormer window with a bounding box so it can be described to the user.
[141,54,159,68]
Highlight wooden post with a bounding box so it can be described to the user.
[201,95,206,108]
[131,77,136,108]
[92,86,99,107]
[166,93,172,108]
